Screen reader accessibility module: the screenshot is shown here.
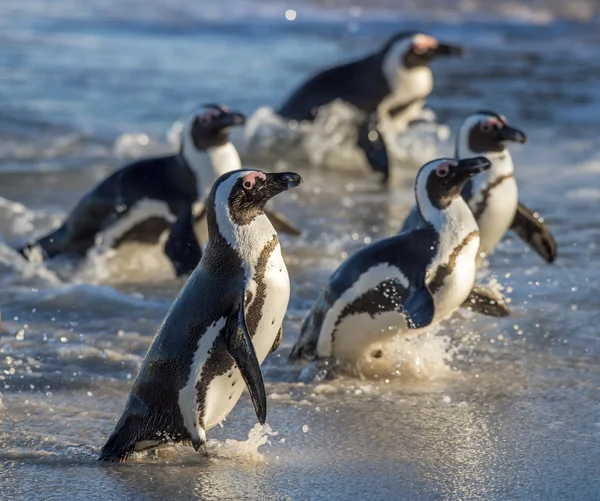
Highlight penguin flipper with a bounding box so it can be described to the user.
[225,298,267,425]
[401,280,435,330]
[510,201,557,263]
[462,284,510,318]
[264,208,302,236]
[164,206,202,277]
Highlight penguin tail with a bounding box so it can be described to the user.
[289,298,327,362]
[99,413,150,463]
[99,426,138,463]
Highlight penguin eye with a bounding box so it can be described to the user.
[243,180,254,190]
[199,114,212,126]
[436,165,449,178]
[480,119,501,133]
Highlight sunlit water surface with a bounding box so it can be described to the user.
[1,1,599,499]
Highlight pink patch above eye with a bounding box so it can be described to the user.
[481,118,502,131]
[242,171,266,189]
[413,34,438,54]
[439,160,458,169]
[199,109,220,121]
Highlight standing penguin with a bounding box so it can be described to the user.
[18,105,245,276]
[401,111,557,264]
[290,157,492,367]
[277,32,463,126]
[99,169,302,462]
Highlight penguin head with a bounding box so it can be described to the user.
[356,114,389,183]
[183,104,246,151]
[416,157,491,212]
[208,169,302,237]
[381,32,463,72]
[457,111,527,156]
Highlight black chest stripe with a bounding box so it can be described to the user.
[429,230,479,294]
[331,277,408,346]
[194,236,279,428]
[472,173,514,219]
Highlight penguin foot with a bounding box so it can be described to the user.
[462,285,510,318]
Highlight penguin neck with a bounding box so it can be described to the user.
[380,61,433,106]
[182,141,242,197]
[419,195,479,253]
[458,145,515,191]
[214,208,279,277]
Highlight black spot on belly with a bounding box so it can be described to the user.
[371,350,383,359]
[228,372,232,378]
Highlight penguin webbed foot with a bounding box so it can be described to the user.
[191,437,207,454]
[402,283,435,330]
[165,208,203,276]
[462,285,510,318]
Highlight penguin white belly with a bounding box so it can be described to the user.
[331,310,409,364]
[199,247,290,432]
[96,198,175,248]
[475,178,518,257]
[317,264,410,359]
[431,236,480,321]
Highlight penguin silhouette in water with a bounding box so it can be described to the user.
[290,157,499,370]
[18,105,301,276]
[99,169,302,462]
[401,111,557,265]
[277,32,462,180]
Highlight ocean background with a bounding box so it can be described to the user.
[1,0,600,499]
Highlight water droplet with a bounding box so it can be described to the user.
[302,425,309,433]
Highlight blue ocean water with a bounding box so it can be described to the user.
[0,1,599,499]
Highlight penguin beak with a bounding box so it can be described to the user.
[433,43,464,57]
[217,111,246,128]
[456,156,492,177]
[262,172,303,200]
[498,125,527,144]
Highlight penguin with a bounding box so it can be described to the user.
[18,105,300,276]
[401,111,557,265]
[290,157,493,367]
[99,169,303,462]
[277,32,462,126]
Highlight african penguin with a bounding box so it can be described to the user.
[16,104,245,276]
[401,111,557,265]
[278,32,462,127]
[99,169,302,462]
[290,157,491,368]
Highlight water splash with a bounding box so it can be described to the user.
[113,102,451,175]
[354,328,457,380]
[205,423,278,463]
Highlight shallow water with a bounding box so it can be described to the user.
[1,1,600,500]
